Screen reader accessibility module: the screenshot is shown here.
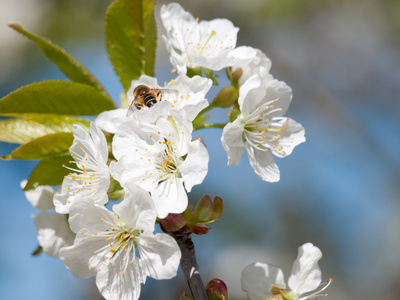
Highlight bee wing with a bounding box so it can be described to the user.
[153,88,179,100]
[126,100,137,117]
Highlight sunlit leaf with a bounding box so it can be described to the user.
[105,0,156,91]
[8,23,112,100]
[0,80,116,117]
[2,132,73,160]
[24,156,71,190]
[0,116,90,144]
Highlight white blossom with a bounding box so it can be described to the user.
[221,71,305,182]
[230,46,273,86]
[241,243,332,300]
[161,2,239,74]
[59,183,181,300]
[53,122,110,214]
[126,74,212,123]
[21,181,74,257]
[111,111,209,218]
[95,74,212,133]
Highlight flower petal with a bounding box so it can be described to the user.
[34,211,75,257]
[137,233,181,280]
[21,180,55,210]
[95,109,128,134]
[112,183,156,234]
[221,120,246,166]
[96,251,143,300]
[288,243,322,295]
[152,178,188,218]
[270,118,306,158]
[180,139,209,192]
[59,233,103,279]
[68,195,116,234]
[246,143,280,182]
[241,262,286,300]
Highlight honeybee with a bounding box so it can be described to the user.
[127,85,178,117]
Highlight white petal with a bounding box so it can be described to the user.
[95,109,128,134]
[21,180,55,210]
[221,120,245,166]
[238,73,264,115]
[165,75,212,120]
[270,118,306,158]
[59,234,103,279]
[241,262,286,300]
[34,211,75,257]
[137,233,181,280]
[231,47,272,86]
[90,121,109,166]
[152,178,188,218]
[180,139,209,192]
[68,195,117,234]
[112,183,156,234]
[288,243,322,295]
[160,3,195,32]
[96,252,143,300]
[263,79,292,117]
[246,143,280,182]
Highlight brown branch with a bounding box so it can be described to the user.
[171,226,208,300]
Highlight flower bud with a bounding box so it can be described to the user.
[231,67,243,84]
[212,85,239,108]
[228,107,241,122]
[206,278,229,300]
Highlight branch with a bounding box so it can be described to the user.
[171,226,208,300]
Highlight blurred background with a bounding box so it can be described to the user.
[1,0,400,299]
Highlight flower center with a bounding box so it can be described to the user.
[156,139,182,180]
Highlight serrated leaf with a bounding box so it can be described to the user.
[0,80,116,117]
[2,132,73,160]
[105,0,157,91]
[9,24,112,100]
[25,156,71,190]
[0,116,90,144]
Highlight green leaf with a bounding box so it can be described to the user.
[0,116,90,144]
[107,177,124,200]
[192,194,213,223]
[0,80,116,117]
[2,132,73,160]
[105,0,157,91]
[24,155,71,190]
[9,24,112,100]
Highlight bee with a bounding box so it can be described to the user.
[127,85,178,117]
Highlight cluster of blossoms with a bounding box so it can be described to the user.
[21,3,326,300]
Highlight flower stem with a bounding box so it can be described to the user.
[197,101,218,118]
[193,122,226,131]
[171,226,208,300]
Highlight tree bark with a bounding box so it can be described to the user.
[171,226,208,300]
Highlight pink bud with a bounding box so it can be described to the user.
[206,278,229,300]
